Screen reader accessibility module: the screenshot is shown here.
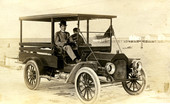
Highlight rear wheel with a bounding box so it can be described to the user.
[24,60,41,90]
[75,67,100,104]
[122,68,146,95]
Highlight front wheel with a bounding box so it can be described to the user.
[24,60,41,90]
[122,68,147,95]
[75,67,100,104]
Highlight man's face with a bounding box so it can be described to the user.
[60,25,66,31]
[74,29,80,34]
[74,31,78,34]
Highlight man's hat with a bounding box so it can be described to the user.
[59,20,67,26]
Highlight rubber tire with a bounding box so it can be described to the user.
[75,67,100,104]
[122,68,147,95]
[24,60,41,90]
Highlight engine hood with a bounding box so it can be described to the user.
[87,52,128,66]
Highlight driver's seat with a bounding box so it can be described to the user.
[53,45,77,65]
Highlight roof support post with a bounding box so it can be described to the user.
[51,18,55,45]
[77,17,80,45]
[110,18,112,52]
[87,19,89,44]
[77,17,80,29]
[20,20,22,43]
[20,20,23,52]
[51,18,55,55]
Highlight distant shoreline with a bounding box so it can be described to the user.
[1,38,170,43]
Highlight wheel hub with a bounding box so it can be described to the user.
[29,70,36,79]
[85,85,88,87]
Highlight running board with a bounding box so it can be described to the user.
[40,75,55,81]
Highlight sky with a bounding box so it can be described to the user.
[0,0,170,38]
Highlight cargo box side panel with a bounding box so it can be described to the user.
[19,52,58,68]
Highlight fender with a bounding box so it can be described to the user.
[23,57,41,64]
[24,57,44,75]
[66,61,98,83]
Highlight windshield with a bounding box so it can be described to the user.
[79,19,111,47]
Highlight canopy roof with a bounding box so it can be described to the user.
[19,13,117,22]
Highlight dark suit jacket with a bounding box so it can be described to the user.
[54,31,70,47]
[69,33,85,46]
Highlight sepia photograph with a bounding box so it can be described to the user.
[0,0,170,104]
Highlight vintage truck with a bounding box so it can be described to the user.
[19,13,146,104]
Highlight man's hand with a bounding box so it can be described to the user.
[61,42,67,46]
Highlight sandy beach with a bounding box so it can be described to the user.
[0,66,170,104]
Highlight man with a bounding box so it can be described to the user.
[67,28,85,59]
[69,28,85,46]
[54,20,80,63]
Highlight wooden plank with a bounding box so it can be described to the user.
[19,46,51,49]
[19,47,51,49]
[19,42,52,47]
[79,46,110,50]
[78,46,111,52]
[19,47,54,54]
